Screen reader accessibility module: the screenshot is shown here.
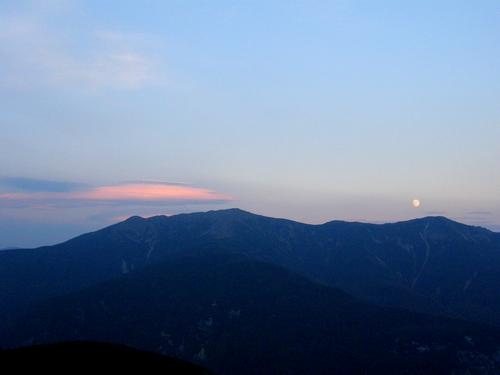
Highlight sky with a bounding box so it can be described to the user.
[1,0,499,248]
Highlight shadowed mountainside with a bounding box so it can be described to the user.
[5,253,500,375]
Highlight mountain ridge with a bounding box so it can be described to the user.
[1,208,499,330]
[4,209,494,255]
[118,209,495,234]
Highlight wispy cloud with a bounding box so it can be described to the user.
[0,176,85,192]
[0,6,161,91]
[0,181,232,206]
[466,211,492,216]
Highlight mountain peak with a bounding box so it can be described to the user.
[419,215,454,221]
[163,208,258,222]
[206,208,254,216]
[124,215,145,222]
[403,215,489,231]
[410,216,457,225]
[380,215,494,232]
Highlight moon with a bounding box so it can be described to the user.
[412,199,421,208]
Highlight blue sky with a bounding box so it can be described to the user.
[1,0,499,247]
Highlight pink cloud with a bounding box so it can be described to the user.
[0,183,232,204]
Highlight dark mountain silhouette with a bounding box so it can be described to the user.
[0,247,20,251]
[0,341,213,373]
[1,209,499,328]
[5,253,500,375]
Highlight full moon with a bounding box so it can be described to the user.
[412,199,421,208]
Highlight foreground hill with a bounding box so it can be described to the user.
[0,341,212,373]
[6,253,500,375]
[1,209,499,327]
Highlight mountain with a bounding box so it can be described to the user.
[0,341,213,373]
[1,209,499,328]
[5,253,500,375]
[0,247,20,251]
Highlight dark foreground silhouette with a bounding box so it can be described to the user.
[0,341,213,374]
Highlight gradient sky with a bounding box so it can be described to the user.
[1,0,499,248]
